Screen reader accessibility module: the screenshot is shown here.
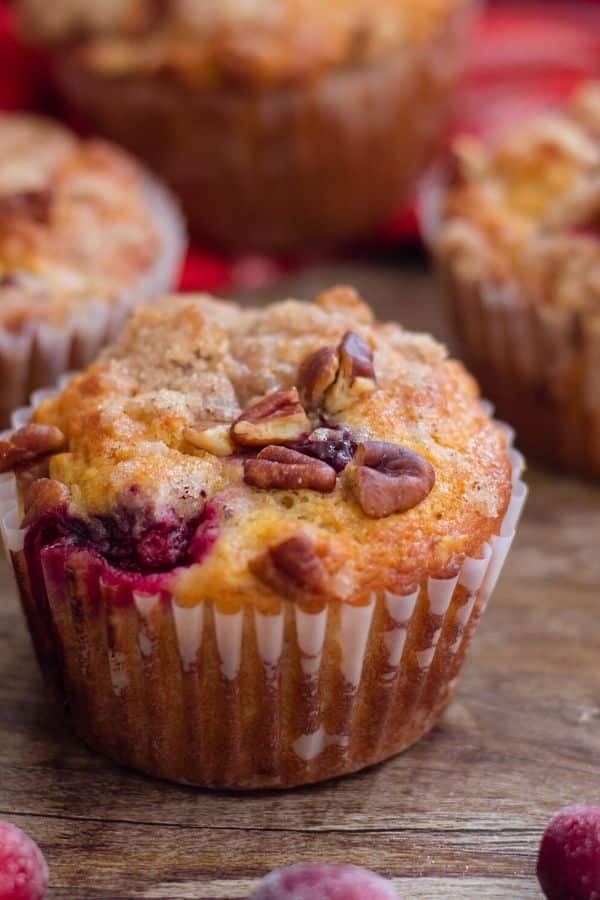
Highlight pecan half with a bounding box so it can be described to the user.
[184,422,234,457]
[251,534,327,594]
[347,441,435,518]
[325,331,377,415]
[231,388,311,446]
[0,424,65,473]
[22,478,71,528]
[297,345,339,409]
[244,445,336,493]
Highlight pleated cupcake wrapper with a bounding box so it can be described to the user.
[0,172,186,427]
[0,391,527,789]
[54,0,478,252]
[419,166,600,478]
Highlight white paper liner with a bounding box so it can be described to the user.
[0,171,186,426]
[0,388,527,788]
[418,164,600,477]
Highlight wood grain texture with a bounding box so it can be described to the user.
[1,262,599,899]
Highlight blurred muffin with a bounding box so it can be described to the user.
[18,0,477,252]
[430,82,600,478]
[0,286,525,788]
[0,113,185,426]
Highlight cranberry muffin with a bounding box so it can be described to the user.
[430,82,600,478]
[0,286,525,788]
[18,0,477,251]
[0,113,185,426]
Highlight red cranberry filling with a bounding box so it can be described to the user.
[288,426,357,473]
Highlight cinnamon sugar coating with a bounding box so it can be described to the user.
[24,287,512,610]
[0,114,161,332]
[18,0,465,86]
[438,82,600,313]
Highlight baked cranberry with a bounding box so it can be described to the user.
[289,427,357,473]
[537,805,600,899]
[250,863,398,899]
[0,821,48,900]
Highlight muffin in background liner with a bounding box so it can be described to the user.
[45,0,478,253]
[0,173,186,428]
[0,383,526,790]
[419,92,600,480]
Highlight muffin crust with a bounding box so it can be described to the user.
[0,114,161,332]
[14,287,513,612]
[438,82,600,313]
[19,0,466,86]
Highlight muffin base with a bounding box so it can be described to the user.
[0,173,185,427]
[0,388,526,790]
[53,1,478,253]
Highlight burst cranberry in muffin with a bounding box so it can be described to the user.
[17,0,478,251]
[0,286,524,788]
[434,82,600,477]
[0,113,184,425]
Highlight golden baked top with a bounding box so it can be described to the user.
[4,287,512,612]
[0,113,161,332]
[18,0,467,86]
[437,82,600,313]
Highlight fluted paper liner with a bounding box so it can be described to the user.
[0,173,186,427]
[0,392,527,789]
[419,167,600,478]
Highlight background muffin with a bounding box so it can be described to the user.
[0,112,185,426]
[18,0,478,252]
[428,82,600,478]
[0,286,525,789]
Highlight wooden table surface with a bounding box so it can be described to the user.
[1,263,599,900]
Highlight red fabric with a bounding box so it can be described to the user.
[1,2,600,292]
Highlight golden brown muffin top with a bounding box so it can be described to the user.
[437,82,600,313]
[6,287,513,612]
[0,113,161,332]
[18,0,467,87]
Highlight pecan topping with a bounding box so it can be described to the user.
[22,478,71,528]
[184,422,234,457]
[0,424,65,473]
[251,534,327,594]
[347,441,435,518]
[325,331,377,415]
[231,388,311,446]
[298,345,339,409]
[244,446,336,493]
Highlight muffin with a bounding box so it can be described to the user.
[0,112,185,427]
[18,0,477,252]
[428,82,600,478]
[0,286,526,789]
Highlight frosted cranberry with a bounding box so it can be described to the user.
[290,427,357,473]
[250,863,398,900]
[537,805,600,899]
[0,821,48,900]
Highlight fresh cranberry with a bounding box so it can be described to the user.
[0,821,48,900]
[537,805,600,899]
[290,427,357,473]
[249,863,398,899]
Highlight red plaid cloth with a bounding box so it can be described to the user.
[1,1,599,292]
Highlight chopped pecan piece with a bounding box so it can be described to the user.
[231,388,311,447]
[0,424,65,473]
[297,345,339,409]
[244,446,336,493]
[347,441,435,518]
[251,534,328,594]
[325,331,377,415]
[184,422,234,457]
[22,478,71,528]
[0,188,52,224]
